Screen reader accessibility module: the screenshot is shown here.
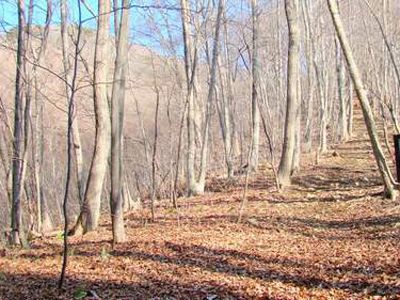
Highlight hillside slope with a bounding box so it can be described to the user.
[0,104,399,299]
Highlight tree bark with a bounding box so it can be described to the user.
[80,0,111,232]
[218,21,235,178]
[249,0,260,172]
[336,36,348,142]
[11,0,28,247]
[277,0,300,188]
[110,0,129,245]
[180,0,197,196]
[301,0,314,153]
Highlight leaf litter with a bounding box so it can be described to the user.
[1,134,400,299]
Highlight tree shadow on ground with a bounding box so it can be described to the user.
[291,171,381,193]
[291,214,400,229]
[259,190,382,204]
[0,272,253,300]
[207,160,382,195]
[6,239,400,299]
[104,243,400,297]
[247,214,400,241]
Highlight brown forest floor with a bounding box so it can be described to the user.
[1,110,400,299]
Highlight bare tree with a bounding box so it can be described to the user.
[180,0,198,196]
[179,0,223,195]
[110,0,130,244]
[217,18,235,178]
[60,0,85,207]
[277,0,300,188]
[59,0,83,288]
[72,0,112,234]
[249,0,260,172]
[194,0,224,194]
[32,0,53,234]
[301,0,315,152]
[10,0,28,247]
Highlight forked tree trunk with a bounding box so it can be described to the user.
[193,0,224,195]
[73,0,111,234]
[180,0,197,196]
[327,0,397,199]
[110,0,129,244]
[180,0,223,196]
[277,0,300,187]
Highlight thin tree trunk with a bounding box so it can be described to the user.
[193,0,224,195]
[60,0,85,205]
[348,79,353,138]
[59,0,82,288]
[150,88,160,221]
[219,23,234,178]
[32,0,52,233]
[249,0,260,172]
[301,0,314,152]
[336,36,348,142]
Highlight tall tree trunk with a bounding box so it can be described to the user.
[180,0,197,196]
[347,79,353,138]
[110,0,129,245]
[277,0,300,188]
[217,57,234,178]
[33,0,52,233]
[193,0,224,195]
[249,0,260,172]
[315,55,328,154]
[59,0,82,287]
[11,0,28,247]
[79,0,111,233]
[301,0,314,153]
[327,0,397,199]
[218,20,235,178]
[150,88,160,220]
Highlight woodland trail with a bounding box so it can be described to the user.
[0,104,399,299]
